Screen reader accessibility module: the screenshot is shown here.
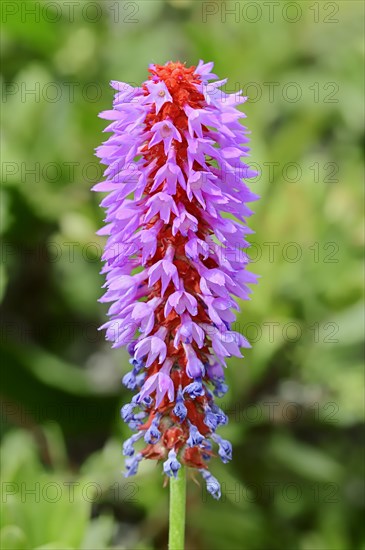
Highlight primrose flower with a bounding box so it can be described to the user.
[94,60,258,500]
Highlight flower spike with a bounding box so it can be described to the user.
[95,60,258,497]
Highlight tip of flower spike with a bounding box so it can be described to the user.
[145,61,205,112]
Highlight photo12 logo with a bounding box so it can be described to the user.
[1,481,139,504]
[201,2,340,24]
[202,481,340,503]
[1,2,140,24]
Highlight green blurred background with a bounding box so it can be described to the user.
[1,1,364,548]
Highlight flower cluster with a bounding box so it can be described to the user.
[94,60,258,499]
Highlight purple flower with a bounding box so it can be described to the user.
[144,80,173,114]
[94,60,258,498]
[183,379,205,399]
[212,434,232,463]
[173,388,187,421]
[149,122,182,155]
[144,414,162,444]
[163,449,181,478]
[183,343,205,378]
[150,149,186,195]
[137,359,174,407]
[164,290,197,317]
[124,453,143,477]
[200,469,221,500]
[123,432,144,456]
[186,423,204,447]
[134,328,167,368]
[147,247,179,295]
[145,192,179,224]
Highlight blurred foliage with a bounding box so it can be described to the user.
[1,0,364,549]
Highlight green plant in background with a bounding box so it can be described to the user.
[1,1,364,549]
[0,427,115,549]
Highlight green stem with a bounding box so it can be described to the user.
[168,465,186,550]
